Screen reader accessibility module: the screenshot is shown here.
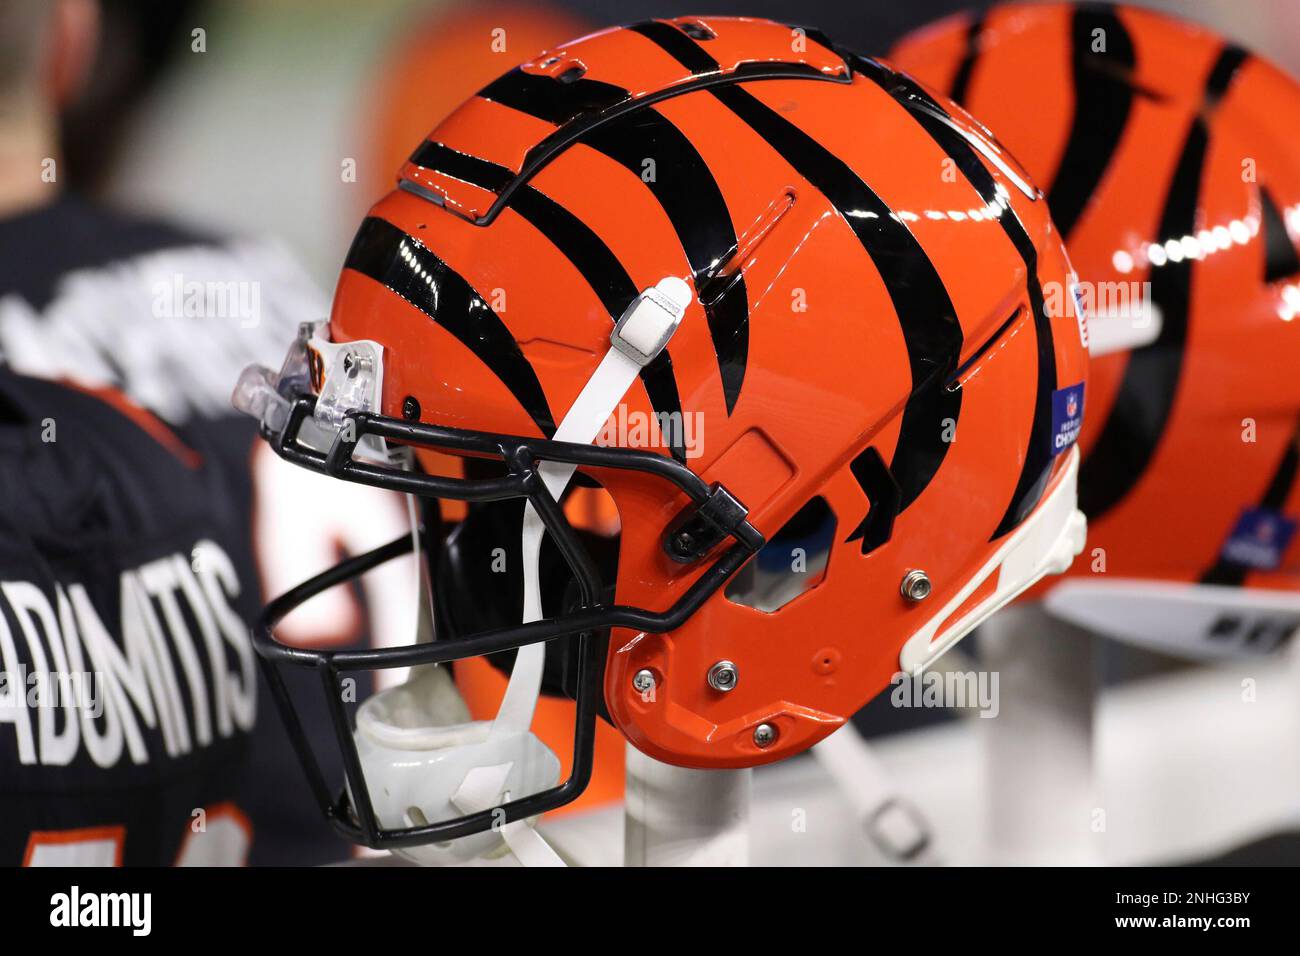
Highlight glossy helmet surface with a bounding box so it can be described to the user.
[240,15,1088,853]
[893,2,1300,658]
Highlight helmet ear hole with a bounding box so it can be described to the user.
[725,496,837,612]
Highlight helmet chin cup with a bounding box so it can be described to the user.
[352,667,561,864]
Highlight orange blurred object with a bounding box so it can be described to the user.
[893,4,1300,597]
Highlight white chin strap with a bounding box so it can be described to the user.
[812,725,939,865]
[360,277,689,867]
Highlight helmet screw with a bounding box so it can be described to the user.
[672,530,695,556]
[402,396,421,421]
[900,569,932,602]
[707,660,738,692]
[632,669,656,695]
[753,723,777,748]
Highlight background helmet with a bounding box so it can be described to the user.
[241,15,1088,852]
[893,2,1300,658]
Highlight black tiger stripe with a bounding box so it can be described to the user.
[406,143,688,460]
[947,11,987,106]
[1201,420,1300,586]
[707,81,964,513]
[409,141,512,192]
[1078,44,1250,521]
[854,58,1062,538]
[627,20,719,75]
[344,216,556,436]
[477,61,753,415]
[478,67,628,125]
[1260,184,1300,282]
[1046,6,1137,238]
[845,446,902,554]
[579,107,750,415]
[475,62,848,227]
[632,21,970,514]
[1204,44,1250,110]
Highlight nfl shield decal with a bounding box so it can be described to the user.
[1050,382,1085,457]
[1219,507,1299,570]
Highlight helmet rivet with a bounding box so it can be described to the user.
[900,569,932,602]
[707,660,738,692]
[753,723,777,748]
[632,669,656,695]
[402,396,421,421]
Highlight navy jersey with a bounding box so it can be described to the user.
[0,196,353,864]
[0,371,259,865]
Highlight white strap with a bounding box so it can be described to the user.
[492,348,644,736]
[457,278,689,867]
[492,277,691,739]
[813,725,940,864]
[451,763,567,866]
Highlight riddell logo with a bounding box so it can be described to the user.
[50,886,151,936]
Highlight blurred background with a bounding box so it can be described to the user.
[73,0,1300,292]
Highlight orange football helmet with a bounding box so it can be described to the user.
[894,2,1300,659]
[236,15,1088,857]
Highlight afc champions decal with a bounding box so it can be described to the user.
[1050,382,1085,457]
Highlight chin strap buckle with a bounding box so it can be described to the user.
[610,277,690,366]
[864,797,932,863]
[664,483,750,563]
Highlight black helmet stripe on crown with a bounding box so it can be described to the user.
[708,88,966,514]
[1078,43,1251,521]
[477,63,846,224]
[343,217,557,436]
[404,141,689,461]
[626,20,718,74]
[636,19,1076,535]
[479,66,751,416]
[478,66,627,125]
[855,60,1062,538]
